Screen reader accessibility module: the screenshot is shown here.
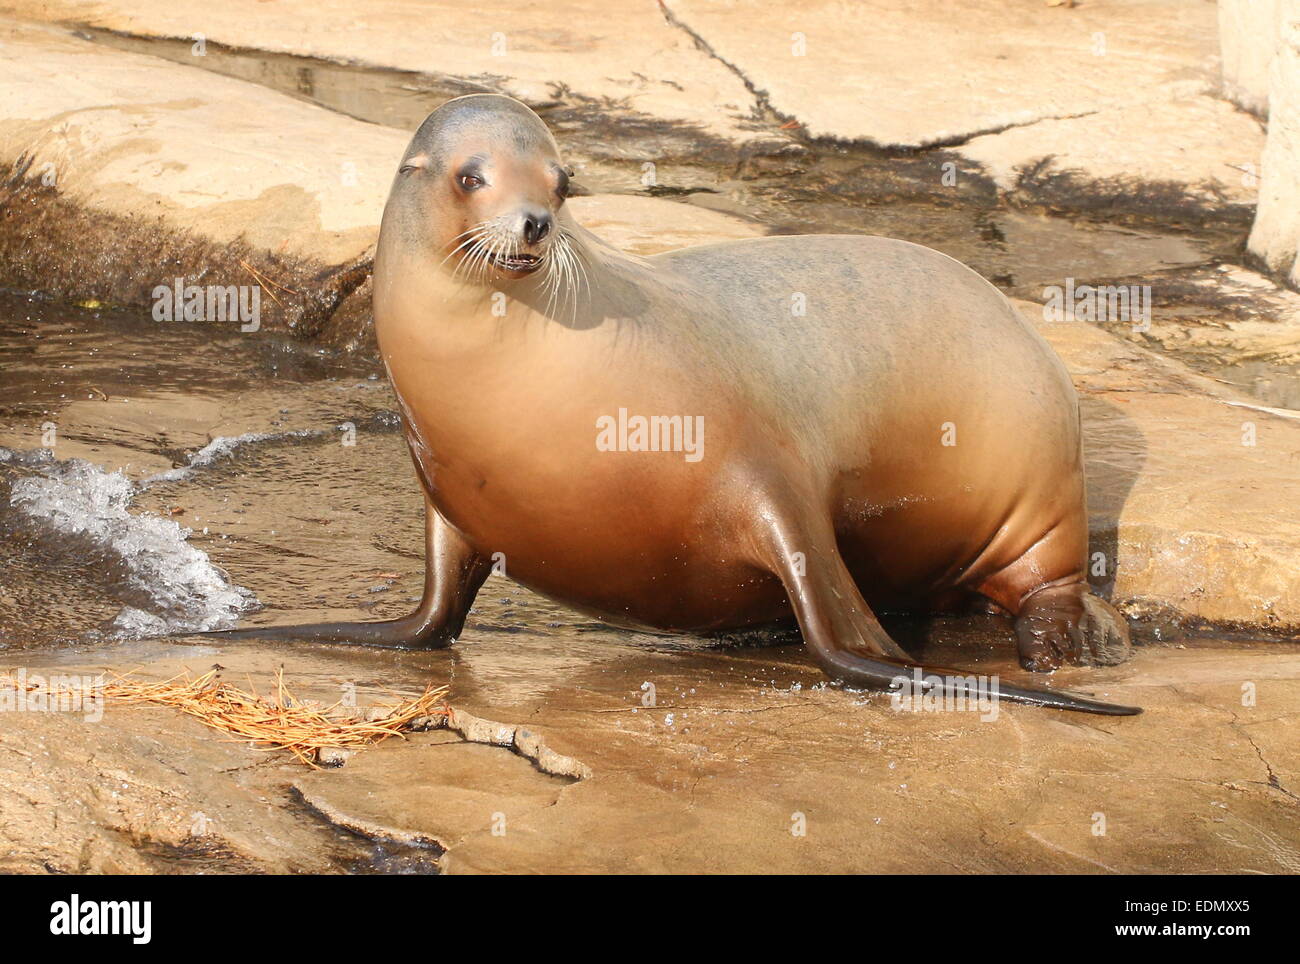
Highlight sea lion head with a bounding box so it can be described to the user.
[386,94,573,282]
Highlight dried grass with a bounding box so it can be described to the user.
[0,667,449,767]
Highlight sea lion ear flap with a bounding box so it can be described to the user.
[399,153,430,175]
[561,166,591,198]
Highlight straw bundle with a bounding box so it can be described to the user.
[0,667,449,767]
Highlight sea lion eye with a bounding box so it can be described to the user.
[555,167,571,200]
[457,172,485,191]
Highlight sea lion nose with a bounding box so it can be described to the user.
[522,211,552,245]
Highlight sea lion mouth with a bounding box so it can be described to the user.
[489,252,542,274]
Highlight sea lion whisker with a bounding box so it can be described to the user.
[549,247,572,319]
[469,240,494,284]
[541,250,561,317]
[566,244,582,322]
[554,232,585,323]
[485,227,514,281]
[452,233,493,283]
[439,231,485,270]
[449,235,482,278]
[445,220,495,275]
[475,215,517,280]
[565,232,591,320]
[549,236,571,320]
[446,215,519,281]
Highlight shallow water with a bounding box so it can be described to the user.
[0,293,391,647]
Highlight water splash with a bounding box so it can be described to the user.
[143,413,400,485]
[1,446,258,637]
[144,430,313,485]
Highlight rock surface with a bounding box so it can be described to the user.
[960,92,1264,216]
[1219,0,1284,115]
[1026,303,1300,630]
[0,18,406,265]
[2,623,1297,874]
[661,0,1261,219]
[0,0,767,148]
[663,0,1214,143]
[0,0,1270,224]
[1248,4,1300,289]
[1105,263,1300,409]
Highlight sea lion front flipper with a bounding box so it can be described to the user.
[753,499,1140,716]
[755,505,911,665]
[196,500,490,649]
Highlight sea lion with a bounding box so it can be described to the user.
[207,94,1138,715]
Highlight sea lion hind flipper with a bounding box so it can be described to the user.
[815,650,1142,716]
[756,504,1141,716]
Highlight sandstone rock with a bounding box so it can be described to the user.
[5,634,1298,874]
[0,18,405,265]
[1248,4,1300,289]
[0,0,765,149]
[1025,302,1300,630]
[663,0,1220,147]
[960,93,1264,219]
[1219,0,1284,116]
[661,0,1257,222]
